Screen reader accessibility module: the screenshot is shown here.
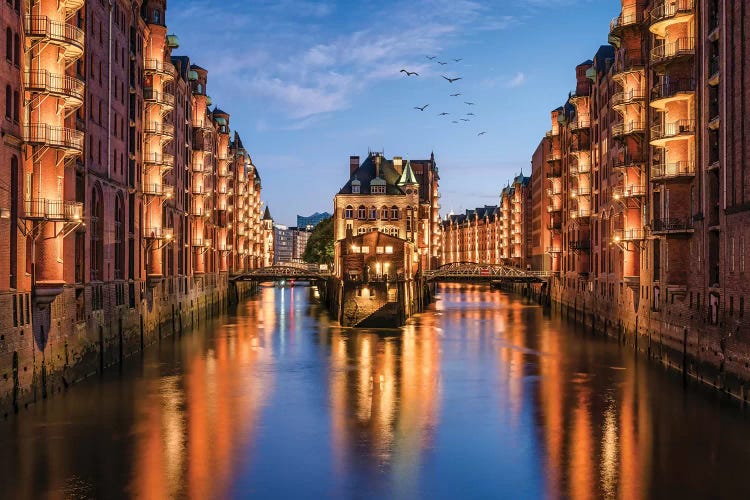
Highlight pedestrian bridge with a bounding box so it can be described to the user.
[231,263,330,283]
[422,262,550,283]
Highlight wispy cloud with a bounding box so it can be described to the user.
[506,72,526,88]
[170,0,518,127]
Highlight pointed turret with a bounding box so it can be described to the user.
[263,206,273,221]
[397,159,419,186]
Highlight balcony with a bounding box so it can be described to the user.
[650,79,695,109]
[650,119,695,146]
[651,161,695,181]
[651,217,694,235]
[570,186,592,198]
[142,183,174,198]
[192,162,206,173]
[546,167,562,179]
[570,119,590,133]
[613,184,647,199]
[192,185,207,196]
[612,121,646,139]
[650,0,695,37]
[192,129,214,152]
[144,121,175,140]
[613,228,646,242]
[192,237,212,248]
[144,87,175,111]
[144,227,174,240]
[570,209,591,221]
[143,152,175,172]
[24,16,84,62]
[610,89,646,108]
[546,247,562,254]
[24,70,84,110]
[569,140,590,155]
[546,152,562,163]
[546,188,562,197]
[612,153,646,169]
[612,55,646,80]
[545,129,559,138]
[144,58,176,81]
[650,37,695,66]
[23,199,82,221]
[191,205,211,218]
[24,124,84,156]
[610,10,643,37]
[570,162,591,176]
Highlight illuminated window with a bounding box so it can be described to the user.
[380,206,388,219]
[376,246,384,254]
[358,227,367,235]
[358,205,366,219]
[361,246,369,253]
[385,246,393,254]
[369,206,377,219]
[344,205,353,219]
[372,185,385,194]
[390,206,399,220]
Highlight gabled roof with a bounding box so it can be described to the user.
[397,160,418,185]
[338,153,405,195]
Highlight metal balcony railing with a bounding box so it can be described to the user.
[650,37,695,65]
[23,124,84,154]
[144,87,175,109]
[650,79,696,102]
[612,121,646,138]
[610,10,643,34]
[611,89,647,107]
[143,152,175,169]
[24,16,85,57]
[24,70,84,106]
[651,217,694,234]
[144,58,176,79]
[612,153,646,169]
[23,199,83,220]
[571,186,592,197]
[613,184,647,198]
[546,167,562,179]
[651,119,696,141]
[651,0,694,24]
[144,121,175,138]
[570,241,591,251]
[613,54,646,76]
[546,152,562,163]
[545,129,559,138]
[651,161,696,180]
[570,119,590,131]
[142,183,174,198]
[546,247,562,254]
[192,237,212,247]
[612,228,646,241]
[143,227,174,240]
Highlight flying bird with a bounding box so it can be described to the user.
[477,131,487,136]
[413,104,429,111]
[437,61,448,65]
[426,55,437,60]
[453,58,463,62]
[438,112,450,116]
[464,101,476,105]
[400,69,419,76]
[450,93,462,97]
[452,120,459,123]
[460,118,470,122]
[442,76,462,83]
[467,112,475,116]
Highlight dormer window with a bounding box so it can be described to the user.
[351,179,361,194]
[372,185,385,194]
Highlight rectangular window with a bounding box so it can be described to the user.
[361,246,369,254]
[731,237,736,272]
[741,236,746,272]
[385,246,393,254]
[376,246,384,254]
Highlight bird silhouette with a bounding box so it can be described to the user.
[413,104,429,111]
[453,58,463,62]
[460,118,470,122]
[437,61,448,65]
[426,55,437,60]
[467,112,475,116]
[452,120,459,123]
[477,131,487,136]
[400,69,419,76]
[438,112,450,116]
[442,76,462,83]
[464,101,476,105]
[450,93,462,97]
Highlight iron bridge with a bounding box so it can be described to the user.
[231,263,330,283]
[422,262,551,283]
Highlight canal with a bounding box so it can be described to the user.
[1,284,749,499]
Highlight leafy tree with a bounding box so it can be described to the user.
[303,216,334,266]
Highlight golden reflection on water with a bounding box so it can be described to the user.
[130,287,276,499]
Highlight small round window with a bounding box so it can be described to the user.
[406,189,412,195]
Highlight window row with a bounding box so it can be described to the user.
[4,85,19,121]
[344,205,407,220]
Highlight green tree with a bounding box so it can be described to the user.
[303,216,334,266]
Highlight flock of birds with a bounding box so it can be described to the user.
[400,55,487,136]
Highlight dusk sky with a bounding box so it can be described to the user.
[168,0,617,226]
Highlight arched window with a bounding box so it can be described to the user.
[5,28,11,62]
[114,193,125,280]
[197,83,203,94]
[369,206,377,220]
[90,184,103,282]
[344,205,353,219]
[380,206,388,220]
[5,85,10,119]
[13,32,19,65]
[390,206,399,220]
[357,205,366,219]
[153,9,161,24]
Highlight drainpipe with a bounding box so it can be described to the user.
[108,0,113,180]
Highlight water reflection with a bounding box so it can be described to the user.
[1,284,750,498]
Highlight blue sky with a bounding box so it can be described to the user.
[168,0,617,226]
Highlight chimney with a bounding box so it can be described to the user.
[393,156,403,175]
[349,156,360,177]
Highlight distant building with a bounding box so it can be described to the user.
[297,212,332,230]
[274,225,312,264]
